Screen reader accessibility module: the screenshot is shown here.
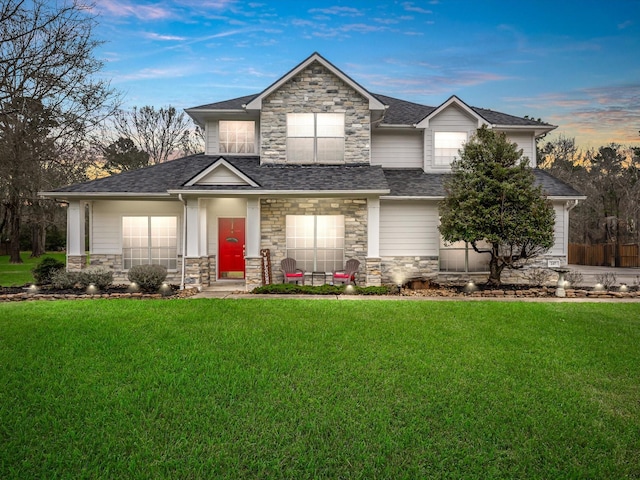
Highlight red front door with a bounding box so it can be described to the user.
[218,218,245,279]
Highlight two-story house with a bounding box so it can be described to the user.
[42,53,583,289]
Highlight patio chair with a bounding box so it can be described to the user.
[281,257,305,285]
[333,259,360,285]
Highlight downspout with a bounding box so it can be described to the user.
[567,199,579,212]
[178,194,187,290]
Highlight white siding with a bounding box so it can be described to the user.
[91,200,183,254]
[196,165,248,185]
[504,131,536,166]
[424,105,477,172]
[371,129,423,168]
[550,202,567,255]
[380,201,439,256]
[205,120,219,155]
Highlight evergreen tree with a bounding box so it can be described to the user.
[439,126,555,285]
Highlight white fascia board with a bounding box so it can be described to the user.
[184,158,259,187]
[185,108,251,127]
[547,195,587,201]
[168,189,390,197]
[416,95,488,129]
[494,124,558,137]
[39,191,171,199]
[380,195,444,200]
[245,53,386,111]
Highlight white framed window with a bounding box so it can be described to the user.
[287,113,344,163]
[434,131,467,166]
[219,121,255,154]
[439,237,489,273]
[286,215,345,272]
[122,216,178,270]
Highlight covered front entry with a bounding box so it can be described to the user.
[218,218,245,279]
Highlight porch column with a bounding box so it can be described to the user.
[367,197,380,258]
[66,200,86,271]
[184,197,204,286]
[185,197,201,257]
[245,198,262,291]
[366,197,382,286]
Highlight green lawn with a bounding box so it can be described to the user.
[0,252,66,286]
[1,299,639,479]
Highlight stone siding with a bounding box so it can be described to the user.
[365,257,382,286]
[88,253,182,284]
[245,256,263,291]
[260,197,370,284]
[381,256,439,285]
[67,255,86,272]
[260,60,371,165]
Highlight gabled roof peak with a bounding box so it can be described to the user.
[244,52,386,111]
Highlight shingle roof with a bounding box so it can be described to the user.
[187,92,552,129]
[373,94,552,128]
[54,156,390,194]
[52,153,582,199]
[382,168,583,198]
[188,94,258,111]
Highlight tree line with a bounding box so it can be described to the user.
[0,0,203,263]
[538,138,640,249]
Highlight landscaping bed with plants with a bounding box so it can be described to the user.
[0,256,198,302]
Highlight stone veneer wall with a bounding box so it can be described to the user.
[260,60,371,165]
[381,256,439,285]
[261,197,369,284]
[245,257,263,291]
[67,255,87,272]
[89,254,183,284]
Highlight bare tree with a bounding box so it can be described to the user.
[111,105,202,165]
[0,0,119,262]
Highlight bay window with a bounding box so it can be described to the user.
[286,215,345,272]
[122,216,177,270]
[287,113,344,163]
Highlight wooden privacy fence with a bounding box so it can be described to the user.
[569,243,640,267]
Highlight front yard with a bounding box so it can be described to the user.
[1,299,639,478]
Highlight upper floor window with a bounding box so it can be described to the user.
[219,121,255,154]
[434,131,467,166]
[287,113,344,163]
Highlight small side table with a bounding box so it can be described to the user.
[311,271,328,286]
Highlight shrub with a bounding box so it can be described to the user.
[77,266,113,290]
[525,268,552,286]
[127,264,168,292]
[32,257,65,285]
[595,272,617,290]
[251,283,392,296]
[50,270,79,290]
[564,270,584,288]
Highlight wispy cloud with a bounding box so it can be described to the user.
[97,0,174,20]
[402,2,432,14]
[510,84,640,146]
[618,20,633,30]
[308,6,365,16]
[115,66,193,82]
[143,32,187,41]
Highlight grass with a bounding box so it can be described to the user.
[0,252,66,287]
[1,299,639,478]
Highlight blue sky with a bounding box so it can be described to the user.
[93,0,640,149]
